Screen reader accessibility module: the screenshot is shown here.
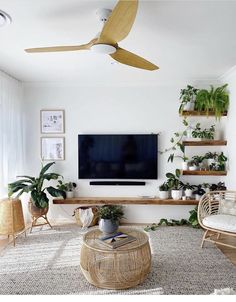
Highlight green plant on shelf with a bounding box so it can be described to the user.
[191,123,215,140]
[178,85,199,114]
[159,182,169,191]
[194,84,229,120]
[166,169,184,190]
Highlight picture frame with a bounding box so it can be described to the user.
[40,109,65,134]
[41,137,65,161]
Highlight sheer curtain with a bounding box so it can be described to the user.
[0,70,24,198]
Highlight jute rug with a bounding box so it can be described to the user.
[0,225,235,295]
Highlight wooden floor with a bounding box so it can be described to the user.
[0,224,236,265]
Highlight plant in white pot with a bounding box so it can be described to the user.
[191,155,205,170]
[166,169,184,200]
[193,185,206,201]
[98,205,124,234]
[178,85,199,114]
[182,183,196,199]
[159,182,169,199]
[204,152,218,169]
[57,181,77,198]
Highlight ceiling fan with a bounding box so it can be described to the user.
[25,0,159,71]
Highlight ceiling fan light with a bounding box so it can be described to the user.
[0,10,12,27]
[91,44,116,55]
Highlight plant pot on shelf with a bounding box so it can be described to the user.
[183,101,195,111]
[185,189,193,198]
[195,194,201,201]
[171,190,183,200]
[159,190,169,200]
[189,165,198,171]
[66,191,74,198]
[99,219,119,234]
[207,159,215,167]
[182,161,188,170]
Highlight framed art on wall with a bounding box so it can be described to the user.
[41,109,65,134]
[41,137,65,161]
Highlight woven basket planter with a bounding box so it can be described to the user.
[0,198,25,236]
[74,206,98,227]
[28,200,48,218]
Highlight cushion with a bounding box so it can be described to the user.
[202,214,236,233]
[219,199,236,216]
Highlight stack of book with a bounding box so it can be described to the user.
[98,231,137,249]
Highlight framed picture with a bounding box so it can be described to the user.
[41,137,65,161]
[41,109,65,134]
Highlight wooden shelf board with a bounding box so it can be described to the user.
[183,140,227,146]
[181,110,227,116]
[182,170,227,176]
[53,197,198,205]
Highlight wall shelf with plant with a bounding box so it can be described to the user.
[182,170,227,176]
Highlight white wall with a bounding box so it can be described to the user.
[23,81,226,223]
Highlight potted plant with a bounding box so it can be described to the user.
[159,182,169,199]
[166,169,183,200]
[195,84,229,120]
[98,205,124,234]
[179,85,199,113]
[57,180,77,198]
[191,155,205,170]
[193,185,206,200]
[8,162,66,217]
[182,183,195,199]
[216,152,227,171]
[202,183,211,193]
[191,123,215,140]
[204,152,218,168]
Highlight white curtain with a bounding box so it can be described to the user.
[0,70,24,198]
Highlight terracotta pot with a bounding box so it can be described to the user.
[28,200,48,218]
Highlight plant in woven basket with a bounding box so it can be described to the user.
[8,162,66,209]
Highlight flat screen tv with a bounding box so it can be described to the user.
[78,134,158,179]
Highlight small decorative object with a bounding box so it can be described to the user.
[41,109,65,134]
[98,205,124,234]
[158,182,169,199]
[73,206,98,228]
[8,162,66,232]
[57,180,77,198]
[166,169,184,200]
[41,137,65,161]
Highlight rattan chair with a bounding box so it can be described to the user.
[198,191,236,249]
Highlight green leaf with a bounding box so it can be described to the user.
[175,169,181,178]
[42,173,62,181]
[46,186,66,199]
[40,162,55,176]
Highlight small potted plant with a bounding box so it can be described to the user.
[193,185,206,201]
[204,152,218,168]
[191,123,215,140]
[202,183,211,193]
[216,152,227,171]
[179,85,199,114]
[159,182,169,199]
[98,205,124,234]
[166,169,183,200]
[182,183,196,199]
[57,180,77,198]
[191,155,205,170]
[188,159,198,171]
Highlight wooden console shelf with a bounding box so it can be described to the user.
[53,197,198,205]
[182,170,227,176]
[182,140,227,146]
[181,110,227,116]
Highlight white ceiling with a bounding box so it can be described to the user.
[0,0,236,84]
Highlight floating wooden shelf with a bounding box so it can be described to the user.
[182,170,227,176]
[181,110,227,117]
[182,140,227,146]
[53,197,198,206]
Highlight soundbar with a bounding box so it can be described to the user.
[89,181,146,186]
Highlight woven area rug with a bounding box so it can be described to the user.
[0,224,235,295]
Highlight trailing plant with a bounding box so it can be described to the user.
[144,206,200,231]
[98,205,124,222]
[178,85,199,114]
[8,162,66,208]
[195,84,229,120]
[159,182,169,191]
[191,123,215,140]
[166,169,183,190]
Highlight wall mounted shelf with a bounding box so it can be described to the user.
[53,197,198,205]
[182,140,227,146]
[181,110,228,117]
[182,170,227,176]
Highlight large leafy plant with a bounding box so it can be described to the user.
[8,162,66,208]
[166,169,183,190]
[178,85,199,113]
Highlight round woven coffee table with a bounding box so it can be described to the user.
[80,227,151,289]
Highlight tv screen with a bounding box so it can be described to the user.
[78,134,158,179]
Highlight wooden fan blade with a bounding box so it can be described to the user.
[110,47,159,71]
[98,0,138,45]
[25,38,98,53]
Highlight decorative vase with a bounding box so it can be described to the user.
[171,190,183,200]
[99,219,119,234]
[159,191,169,199]
[66,191,74,198]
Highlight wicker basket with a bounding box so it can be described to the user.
[0,198,25,235]
[28,200,48,218]
[73,206,98,227]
